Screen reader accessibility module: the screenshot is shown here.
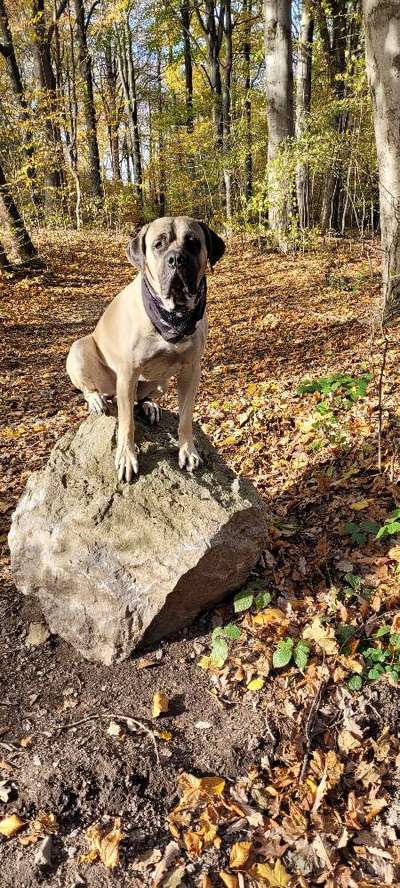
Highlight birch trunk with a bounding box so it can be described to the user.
[363,0,400,323]
[295,0,313,228]
[264,0,294,232]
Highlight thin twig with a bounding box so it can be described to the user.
[300,679,328,782]
[55,711,162,768]
[377,335,389,472]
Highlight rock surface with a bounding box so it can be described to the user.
[9,411,266,665]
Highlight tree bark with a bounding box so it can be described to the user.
[104,37,121,182]
[156,51,166,216]
[73,0,103,201]
[196,0,224,148]
[0,238,12,270]
[116,20,143,201]
[243,0,253,201]
[264,0,294,232]
[363,0,400,323]
[295,0,313,228]
[0,0,39,207]
[222,0,233,222]
[0,162,41,264]
[180,0,193,132]
[31,0,64,204]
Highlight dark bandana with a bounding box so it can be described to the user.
[142,274,207,343]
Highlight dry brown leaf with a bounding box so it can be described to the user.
[152,692,169,718]
[20,736,33,748]
[25,621,50,648]
[219,872,238,888]
[303,616,338,656]
[19,811,58,846]
[338,729,361,753]
[229,841,252,869]
[0,813,26,837]
[80,818,123,869]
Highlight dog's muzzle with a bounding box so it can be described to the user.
[161,249,199,304]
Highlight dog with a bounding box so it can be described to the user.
[66,216,225,482]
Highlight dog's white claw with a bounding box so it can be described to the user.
[178,443,202,472]
[141,400,161,425]
[85,392,108,415]
[115,443,139,482]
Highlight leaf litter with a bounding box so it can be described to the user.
[1,232,400,885]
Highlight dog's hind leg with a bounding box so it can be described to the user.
[66,335,116,414]
[136,378,169,425]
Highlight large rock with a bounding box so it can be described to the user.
[9,411,266,665]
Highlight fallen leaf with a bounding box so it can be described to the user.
[155,730,173,741]
[253,859,289,886]
[350,499,372,510]
[80,818,123,869]
[20,735,33,748]
[0,813,26,837]
[303,616,338,656]
[247,677,265,691]
[338,729,361,753]
[219,872,238,888]
[229,840,252,868]
[152,692,169,718]
[25,622,50,648]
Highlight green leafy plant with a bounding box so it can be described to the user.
[347,627,400,689]
[210,623,241,666]
[272,637,310,671]
[345,520,379,546]
[297,372,371,400]
[376,508,400,540]
[234,581,272,614]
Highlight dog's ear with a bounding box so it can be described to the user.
[126,224,149,270]
[200,222,225,268]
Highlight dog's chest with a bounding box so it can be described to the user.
[138,334,197,380]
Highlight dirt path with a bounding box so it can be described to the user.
[1,232,400,886]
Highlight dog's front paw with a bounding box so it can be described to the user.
[115,440,139,482]
[85,391,109,415]
[178,442,202,473]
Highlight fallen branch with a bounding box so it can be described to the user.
[300,678,328,782]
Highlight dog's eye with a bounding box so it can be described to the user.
[186,235,200,251]
[153,239,165,250]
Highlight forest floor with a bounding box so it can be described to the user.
[1,230,400,887]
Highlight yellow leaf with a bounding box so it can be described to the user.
[388,546,400,563]
[229,840,252,868]
[199,776,225,795]
[198,655,212,670]
[303,617,338,656]
[0,814,26,837]
[252,608,287,627]
[220,436,238,447]
[152,692,169,718]
[219,872,238,887]
[350,499,372,511]
[155,730,173,741]
[253,859,289,886]
[81,818,123,870]
[247,677,265,691]
[184,830,203,856]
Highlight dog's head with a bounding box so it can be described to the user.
[126,216,225,312]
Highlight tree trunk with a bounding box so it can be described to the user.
[0,0,39,207]
[0,239,12,270]
[222,0,233,222]
[264,0,294,232]
[31,0,64,204]
[363,0,400,323]
[0,162,41,264]
[295,0,313,228]
[104,37,121,182]
[156,51,166,216]
[73,0,103,201]
[243,0,253,201]
[117,21,143,201]
[180,0,193,132]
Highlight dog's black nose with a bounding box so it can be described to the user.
[167,250,184,269]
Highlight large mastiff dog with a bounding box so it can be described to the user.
[66,216,225,482]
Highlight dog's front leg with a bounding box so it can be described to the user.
[115,368,139,482]
[177,363,201,472]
